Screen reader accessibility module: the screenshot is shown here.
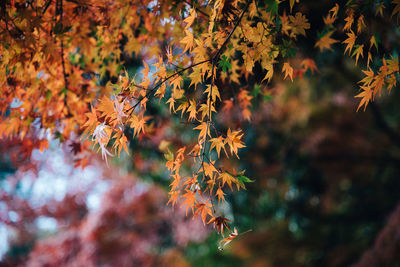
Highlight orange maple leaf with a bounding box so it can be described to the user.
[225,128,245,158]
[282,62,294,81]
[209,136,227,158]
[343,30,357,55]
[216,186,226,203]
[181,189,197,214]
[315,31,338,51]
[193,201,212,224]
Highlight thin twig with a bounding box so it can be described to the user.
[182,0,210,18]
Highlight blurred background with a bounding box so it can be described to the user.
[2,1,400,266]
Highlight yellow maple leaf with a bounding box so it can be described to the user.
[187,100,197,121]
[225,128,245,158]
[219,171,238,191]
[189,68,203,88]
[203,162,218,179]
[216,186,226,203]
[209,136,227,158]
[204,84,221,102]
[262,62,274,82]
[184,8,196,29]
[289,12,310,37]
[193,122,210,143]
[180,30,194,54]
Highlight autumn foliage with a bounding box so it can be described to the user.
[1,0,400,251]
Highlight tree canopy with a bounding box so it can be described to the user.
[1,0,400,265]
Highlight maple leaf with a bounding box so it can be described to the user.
[180,30,194,54]
[343,12,354,32]
[141,61,150,77]
[187,100,197,121]
[202,162,218,179]
[218,55,231,74]
[216,186,226,203]
[193,201,212,224]
[357,15,366,34]
[204,84,221,102]
[189,68,203,88]
[387,56,399,74]
[181,189,197,214]
[315,31,338,51]
[170,75,182,92]
[225,128,245,158]
[301,59,318,74]
[359,68,375,86]
[112,131,129,156]
[342,30,357,55]
[98,96,117,122]
[92,123,113,165]
[176,101,189,117]
[367,52,372,68]
[222,99,234,112]
[219,227,238,249]
[209,136,227,158]
[188,144,201,158]
[370,35,378,51]
[166,97,176,113]
[280,12,292,36]
[236,172,255,190]
[82,105,98,130]
[219,171,237,190]
[207,216,231,235]
[374,3,384,16]
[184,8,197,29]
[323,4,339,25]
[193,122,210,143]
[282,62,294,81]
[129,114,149,137]
[167,190,180,206]
[352,44,364,65]
[198,100,216,120]
[262,62,274,83]
[355,85,373,111]
[169,173,181,191]
[289,12,310,37]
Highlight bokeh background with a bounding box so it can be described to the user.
[2,1,400,266]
